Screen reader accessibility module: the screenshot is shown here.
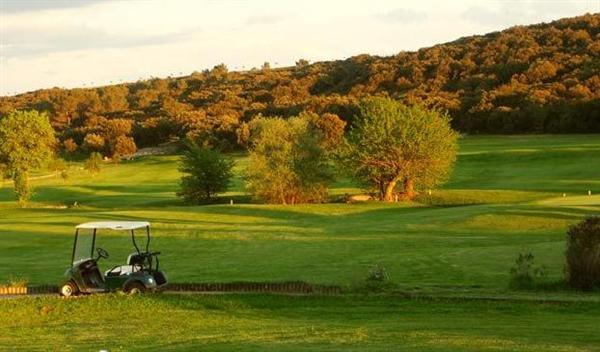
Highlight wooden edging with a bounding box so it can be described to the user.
[26,282,343,295]
[0,286,28,295]
[167,282,342,295]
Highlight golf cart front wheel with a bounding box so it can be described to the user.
[60,281,78,297]
[124,282,146,295]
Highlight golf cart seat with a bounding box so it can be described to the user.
[105,253,145,277]
[75,258,105,287]
[127,253,146,266]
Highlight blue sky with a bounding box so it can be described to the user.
[1,0,598,95]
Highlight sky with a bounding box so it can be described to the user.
[0,0,598,96]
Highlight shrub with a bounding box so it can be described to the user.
[354,263,395,293]
[47,157,67,174]
[509,252,547,289]
[565,216,600,290]
[177,142,234,204]
[84,152,103,175]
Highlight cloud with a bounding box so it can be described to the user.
[375,8,427,23]
[1,25,199,58]
[460,1,596,27]
[244,15,285,26]
[0,0,106,13]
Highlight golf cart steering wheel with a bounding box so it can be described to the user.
[96,247,109,260]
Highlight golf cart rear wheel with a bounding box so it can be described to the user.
[60,281,78,297]
[124,281,146,295]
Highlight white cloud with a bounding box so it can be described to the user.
[375,8,428,23]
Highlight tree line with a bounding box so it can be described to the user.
[0,14,598,157]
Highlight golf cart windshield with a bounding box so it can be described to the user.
[72,221,151,264]
[73,228,95,263]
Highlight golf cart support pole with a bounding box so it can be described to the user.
[91,228,97,258]
[146,226,150,252]
[71,229,79,265]
[131,229,140,253]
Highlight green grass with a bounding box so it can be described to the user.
[1,135,599,350]
[1,135,598,290]
[2,294,600,351]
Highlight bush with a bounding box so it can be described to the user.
[509,251,547,290]
[60,170,70,181]
[47,158,67,174]
[177,142,234,204]
[354,263,395,293]
[84,152,103,175]
[565,216,600,290]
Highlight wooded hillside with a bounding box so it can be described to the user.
[1,14,598,154]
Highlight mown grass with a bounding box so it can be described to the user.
[1,134,600,350]
[0,135,599,290]
[2,294,600,352]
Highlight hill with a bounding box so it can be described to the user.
[0,14,599,153]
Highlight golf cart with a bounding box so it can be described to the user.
[60,221,167,297]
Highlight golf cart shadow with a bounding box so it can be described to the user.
[60,221,168,297]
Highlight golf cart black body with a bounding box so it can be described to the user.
[60,221,167,296]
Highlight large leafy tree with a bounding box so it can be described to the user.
[245,114,332,204]
[344,97,458,201]
[0,110,56,206]
[177,142,234,204]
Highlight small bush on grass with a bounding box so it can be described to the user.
[353,263,395,293]
[84,152,103,175]
[509,252,547,290]
[47,157,67,175]
[565,216,600,290]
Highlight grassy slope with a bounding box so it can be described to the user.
[2,294,600,352]
[1,135,600,351]
[1,135,599,290]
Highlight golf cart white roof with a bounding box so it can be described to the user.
[76,221,150,230]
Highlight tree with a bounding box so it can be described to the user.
[343,97,458,201]
[110,135,137,159]
[83,133,106,153]
[177,142,234,204]
[0,110,56,206]
[245,114,332,204]
[63,138,78,154]
[310,113,346,152]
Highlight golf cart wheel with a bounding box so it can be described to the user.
[60,281,78,297]
[124,281,146,295]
